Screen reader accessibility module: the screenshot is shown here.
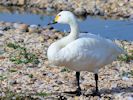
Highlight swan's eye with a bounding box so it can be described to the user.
[58,15,61,17]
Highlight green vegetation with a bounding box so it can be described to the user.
[7,43,40,65]
[117,42,133,62]
[8,69,17,72]
[28,74,33,78]
[61,68,70,72]
[129,50,133,53]
[0,90,34,100]
[35,92,50,97]
[0,75,6,81]
[117,54,133,62]
[0,90,50,100]
[117,49,133,63]
[122,70,133,77]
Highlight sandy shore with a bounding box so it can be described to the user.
[0,21,133,99]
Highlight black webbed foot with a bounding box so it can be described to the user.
[63,87,82,96]
[85,90,101,97]
[91,90,101,97]
[75,87,81,96]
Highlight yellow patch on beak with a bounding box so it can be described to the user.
[54,15,59,22]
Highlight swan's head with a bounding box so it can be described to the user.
[50,11,77,25]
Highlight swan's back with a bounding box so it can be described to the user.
[79,33,124,54]
[53,33,124,72]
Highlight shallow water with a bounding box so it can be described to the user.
[0,7,133,40]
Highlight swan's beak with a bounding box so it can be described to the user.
[48,15,59,25]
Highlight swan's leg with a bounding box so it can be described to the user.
[95,73,98,92]
[63,72,81,96]
[75,72,81,96]
[91,73,101,97]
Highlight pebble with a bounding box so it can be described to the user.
[122,76,129,81]
[9,80,17,85]
[0,27,5,31]
[28,27,38,33]
[53,86,60,91]
[18,24,28,32]
[46,7,54,12]
[30,24,38,28]
[13,23,20,29]
[18,0,25,5]
[0,30,4,36]
[74,8,86,15]
[0,92,6,97]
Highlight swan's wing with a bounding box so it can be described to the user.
[55,37,121,69]
[79,33,124,54]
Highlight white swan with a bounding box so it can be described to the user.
[47,11,124,96]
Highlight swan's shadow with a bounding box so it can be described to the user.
[43,86,133,99]
[100,86,133,94]
[60,86,133,97]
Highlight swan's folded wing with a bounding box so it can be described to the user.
[55,38,109,67]
[79,33,124,54]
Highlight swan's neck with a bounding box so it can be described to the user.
[47,20,79,62]
[56,20,79,48]
[69,20,79,39]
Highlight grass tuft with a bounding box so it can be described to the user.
[35,92,50,97]
[61,68,70,72]
[117,54,133,63]
[7,42,40,65]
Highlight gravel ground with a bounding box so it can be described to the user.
[0,0,133,19]
[0,21,133,100]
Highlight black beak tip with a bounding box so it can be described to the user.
[47,21,57,25]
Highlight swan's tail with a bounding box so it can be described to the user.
[114,40,127,55]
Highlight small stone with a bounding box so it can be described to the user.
[28,25,40,33]
[47,39,53,44]
[74,8,86,15]
[46,7,54,12]
[55,32,60,36]
[58,34,63,39]
[44,35,49,40]
[0,56,6,60]
[122,76,129,81]
[0,27,5,31]
[49,34,56,39]
[18,24,28,32]
[119,2,124,6]
[1,92,5,97]
[30,25,38,28]
[54,86,59,91]
[38,36,44,42]
[0,30,4,36]
[13,23,20,29]
[9,80,17,85]
[18,0,25,5]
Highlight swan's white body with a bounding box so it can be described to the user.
[47,11,124,73]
